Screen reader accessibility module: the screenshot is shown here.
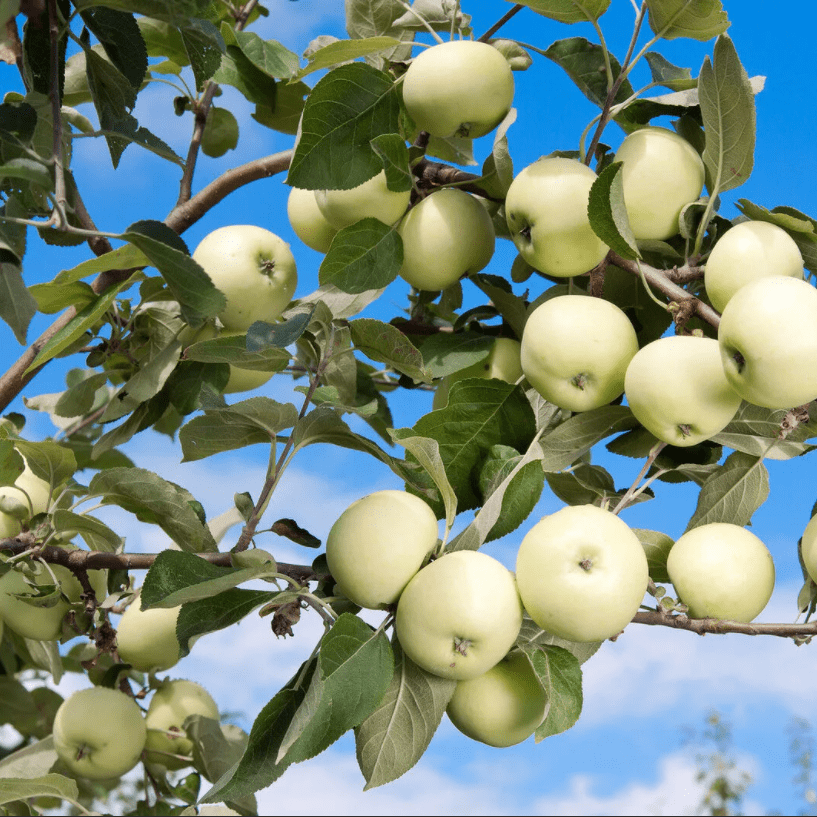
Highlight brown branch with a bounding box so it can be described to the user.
[478,3,524,42]
[633,610,817,640]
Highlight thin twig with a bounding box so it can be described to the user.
[611,441,666,514]
[478,4,524,42]
[632,610,817,639]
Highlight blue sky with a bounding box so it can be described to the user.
[4,1,817,813]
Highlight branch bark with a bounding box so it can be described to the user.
[632,609,817,640]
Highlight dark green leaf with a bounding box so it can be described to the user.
[180,19,225,91]
[644,52,696,90]
[72,0,214,25]
[246,310,313,352]
[349,318,429,382]
[184,334,290,373]
[588,162,640,260]
[0,101,37,145]
[419,332,493,379]
[79,7,147,89]
[370,133,412,193]
[0,262,37,345]
[215,43,276,107]
[251,81,307,134]
[230,29,299,79]
[51,510,122,553]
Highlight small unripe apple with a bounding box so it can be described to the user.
[667,523,775,622]
[402,40,514,139]
[615,126,705,240]
[718,276,817,409]
[144,679,219,770]
[53,687,147,780]
[521,295,638,412]
[192,225,298,331]
[625,335,742,447]
[433,337,522,410]
[315,169,411,229]
[326,489,438,609]
[516,504,649,642]
[505,158,609,278]
[0,457,53,537]
[705,221,803,313]
[287,186,338,252]
[398,188,495,291]
[446,651,546,747]
[116,591,181,673]
[395,550,523,680]
[799,514,817,589]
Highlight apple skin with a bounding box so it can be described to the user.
[315,169,411,230]
[398,188,495,291]
[326,489,439,609]
[144,679,219,770]
[0,563,107,641]
[433,338,522,410]
[402,40,514,139]
[287,186,338,252]
[116,591,181,673]
[718,276,817,409]
[799,515,817,588]
[516,504,649,642]
[52,687,147,780]
[521,295,638,412]
[667,523,775,622]
[446,651,546,747]
[0,458,53,537]
[705,221,803,313]
[505,158,609,278]
[192,225,298,331]
[615,126,705,240]
[625,335,742,447]
[395,550,523,681]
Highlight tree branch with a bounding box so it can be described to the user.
[478,4,524,42]
[632,609,817,640]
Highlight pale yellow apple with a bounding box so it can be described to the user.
[667,523,775,621]
[192,225,298,331]
[615,126,705,240]
[53,687,147,780]
[287,186,338,252]
[402,40,514,139]
[398,188,495,291]
[521,295,638,412]
[316,169,411,230]
[116,591,181,672]
[0,458,53,537]
[446,651,546,747]
[625,335,742,446]
[326,489,438,609]
[799,515,817,588]
[505,158,609,278]
[705,221,803,313]
[433,337,522,410]
[395,550,523,680]
[516,504,649,642]
[718,275,817,409]
[144,679,219,770]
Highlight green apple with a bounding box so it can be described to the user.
[718,276,817,409]
[667,523,775,622]
[53,687,147,780]
[192,225,298,331]
[326,489,438,609]
[705,221,803,313]
[398,188,495,291]
[505,158,609,278]
[0,457,53,537]
[0,563,106,641]
[402,40,514,139]
[615,126,705,240]
[446,651,546,747]
[516,504,649,642]
[287,186,338,252]
[315,169,411,230]
[625,335,742,446]
[116,591,181,673]
[433,337,522,410]
[144,679,219,770]
[798,514,817,588]
[395,550,523,680]
[521,295,638,412]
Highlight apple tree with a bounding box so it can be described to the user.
[0,0,815,813]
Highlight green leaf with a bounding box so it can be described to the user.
[297,36,401,79]
[28,280,95,315]
[247,310,313,352]
[137,17,189,66]
[345,0,406,40]
[184,334,290,373]
[287,63,400,190]
[51,510,123,553]
[478,108,516,199]
[419,332,494,379]
[0,736,58,780]
[524,645,583,740]
[699,34,755,196]
[215,42,276,107]
[201,106,238,158]
[72,0,214,25]
[645,0,729,41]
[546,462,620,507]
[0,262,37,345]
[370,133,412,193]
[180,19,225,91]
[89,467,217,552]
[644,52,696,90]
[588,162,640,260]
[539,406,638,472]
[684,451,769,531]
[349,318,429,383]
[469,274,528,341]
[0,100,37,146]
[230,30,299,79]
[0,773,78,806]
[512,0,610,23]
[177,589,276,658]
[516,616,602,665]
[633,528,674,583]
[79,7,147,89]
[123,220,226,327]
[15,439,76,488]
[318,218,403,294]
[252,81,308,134]
[355,641,456,790]
[52,242,148,286]
[0,157,51,189]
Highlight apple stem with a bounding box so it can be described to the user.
[571,373,588,391]
[579,559,592,571]
[453,636,471,656]
[678,424,692,439]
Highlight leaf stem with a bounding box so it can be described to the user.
[612,440,666,514]
[478,4,524,42]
